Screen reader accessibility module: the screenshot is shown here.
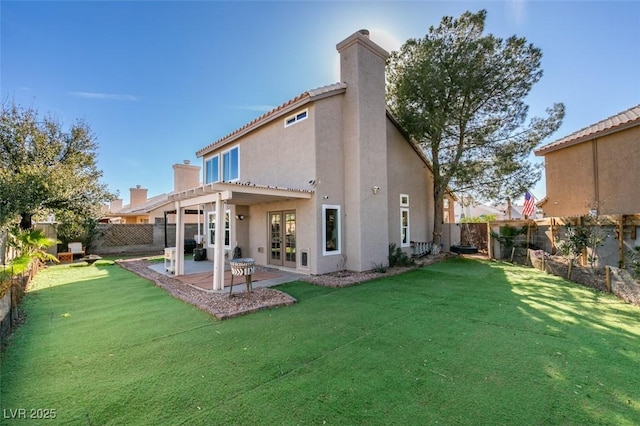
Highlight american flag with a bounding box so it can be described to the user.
[522,192,535,217]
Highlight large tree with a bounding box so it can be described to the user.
[0,102,114,231]
[386,10,564,243]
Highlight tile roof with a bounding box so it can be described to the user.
[115,193,171,215]
[535,104,640,156]
[196,82,347,157]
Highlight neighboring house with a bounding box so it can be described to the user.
[103,161,203,225]
[169,30,455,288]
[455,201,526,222]
[535,105,640,217]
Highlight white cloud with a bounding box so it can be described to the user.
[69,91,139,101]
[506,0,528,28]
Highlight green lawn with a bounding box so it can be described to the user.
[1,258,639,425]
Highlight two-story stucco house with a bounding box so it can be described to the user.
[535,104,640,217]
[169,30,453,289]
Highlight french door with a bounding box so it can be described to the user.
[269,210,296,268]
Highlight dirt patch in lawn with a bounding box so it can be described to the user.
[117,259,296,320]
[528,250,640,307]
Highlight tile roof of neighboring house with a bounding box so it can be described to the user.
[535,104,640,156]
[115,193,171,215]
[196,82,347,157]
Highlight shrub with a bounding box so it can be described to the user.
[388,244,413,267]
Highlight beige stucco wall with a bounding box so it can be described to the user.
[593,126,640,214]
[202,105,317,190]
[313,96,345,274]
[386,121,434,254]
[542,126,640,216]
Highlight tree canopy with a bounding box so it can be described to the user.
[0,102,114,232]
[386,10,564,242]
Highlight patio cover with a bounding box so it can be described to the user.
[167,182,313,290]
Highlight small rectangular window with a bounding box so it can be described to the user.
[322,205,341,255]
[284,109,309,127]
[400,194,409,207]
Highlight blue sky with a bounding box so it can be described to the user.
[2,1,639,205]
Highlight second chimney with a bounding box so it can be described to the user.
[173,160,201,192]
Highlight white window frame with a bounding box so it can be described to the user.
[205,155,220,184]
[400,193,409,207]
[222,145,240,182]
[322,204,341,256]
[400,208,410,247]
[284,109,308,128]
[207,210,231,248]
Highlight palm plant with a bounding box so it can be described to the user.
[8,227,60,265]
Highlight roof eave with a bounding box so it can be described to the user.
[535,109,640,156]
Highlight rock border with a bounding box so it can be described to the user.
[116,259,297,320]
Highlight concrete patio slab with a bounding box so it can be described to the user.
[147,259,305,293]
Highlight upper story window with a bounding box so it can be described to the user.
[205,156,220,184]
[205,146,240,184]
[222,146,239,181]
[284,109,308,127]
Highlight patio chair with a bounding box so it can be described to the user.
[68,242,85,259]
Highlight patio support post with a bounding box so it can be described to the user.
[213,192,225,290]
[175,203,185,276]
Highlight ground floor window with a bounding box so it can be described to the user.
[401,208,410,247]
[208,210,230,248]
[322,205,341,255]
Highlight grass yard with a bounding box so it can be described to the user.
[1,258,639,425]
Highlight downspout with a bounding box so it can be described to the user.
[164,211,168,248]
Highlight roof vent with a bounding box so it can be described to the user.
[183,160,191,165]
[359,29,370,38]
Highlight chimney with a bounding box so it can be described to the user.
[109,198,123,212]
[173,160,201,192]
[129,185,148,208]
[336,30,390,272]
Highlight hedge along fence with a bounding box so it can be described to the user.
[487,214,640,269]
[0,260,39,344]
